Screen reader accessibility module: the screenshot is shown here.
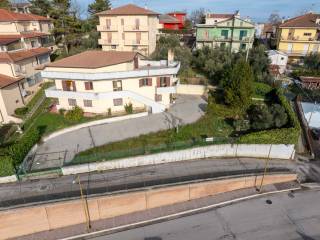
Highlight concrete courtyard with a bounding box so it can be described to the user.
[29,95,207,170]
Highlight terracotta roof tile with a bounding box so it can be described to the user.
[0,74,24,88]
[0,47,51,63]
[159,14,180,24]
[0,9,51,22]
[207,13,234,19]
[97,4,159,16]
[0,32,49,43]
[46,50,140,69]
[280,13,320,28]
[0,36,21,45]
[299,76,320,83]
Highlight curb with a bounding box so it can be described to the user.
[61,186,301,240]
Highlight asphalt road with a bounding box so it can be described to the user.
[0,158,296,209]
[90,189,320,240]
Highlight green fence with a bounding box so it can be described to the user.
[69,137,235,166]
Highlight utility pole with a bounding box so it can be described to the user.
[258,144,273,193]
[75,175,91,232]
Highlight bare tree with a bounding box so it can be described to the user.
[189,8,206,25]
[268,12,282,24]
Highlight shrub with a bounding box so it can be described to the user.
[59,108,66,115]
[124,103,133,114]
[65,106,83,122]
[253,82,272,98]
[107,108,112,116]
[14,107,28,116]
[0,156,15,177]
[239,89,301,144]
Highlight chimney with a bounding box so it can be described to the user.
[168,49,174,65]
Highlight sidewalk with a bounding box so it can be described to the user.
[16,181,300,240]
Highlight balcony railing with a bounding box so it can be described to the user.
[97,25,117,32]
[281,36,320,42]
[124,40,148,46]
[197,36,251,42]
[98,39,119,45]
[123,25,148,31]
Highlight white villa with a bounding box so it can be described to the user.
[42,50,180,114]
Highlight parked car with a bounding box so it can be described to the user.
[311,128,320,141]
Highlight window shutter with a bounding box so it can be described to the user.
[139,79,143,87]
[157,77,160,87]
[84,82,89,90]
[72,81,76,91]
[148,78,152,86]
[166,77,170,86]
[62,80,67,91]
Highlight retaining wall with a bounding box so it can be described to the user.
[176,84,207,95]
[62,144,295,175]
[0,173,297,240]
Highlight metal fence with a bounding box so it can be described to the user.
[69,137,235,166]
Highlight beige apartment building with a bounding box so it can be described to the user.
[42,51,180,114]
[0,9,52,124]
[97,4,161,56]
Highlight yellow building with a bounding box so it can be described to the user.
[97,4,161,56]
[276,13,320,62]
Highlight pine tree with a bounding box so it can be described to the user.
[0,0,10,9]
[224,58,254,115]
[88,0,111,28]
[29,0,52,16]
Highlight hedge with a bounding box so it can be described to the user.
[0,127,40,177]
[238,89,301,144]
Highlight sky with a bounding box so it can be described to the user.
[79,0,320,22]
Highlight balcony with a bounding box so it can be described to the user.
[124,40,148,46]
[98,39,119,45]
[123,25,148,32]
[97,25,118,32]
[280,36,320,42]
[157,85,177,94]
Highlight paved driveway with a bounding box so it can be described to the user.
[30,95,206,170]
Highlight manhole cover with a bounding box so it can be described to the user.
[266,199,272,204]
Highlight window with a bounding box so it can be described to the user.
[113,80,122,91]
[122,33,125,40]
[239,30,247,40]
[304,32,312,36]
[135,18,140,30]
[31,41,36,48]
[158,77,170,87]
[107,32,112,43]
[83,100,92,107]
[62,80,76,91]
[84,81,93,90]
[203,30,209,39]
[221,30,228,39]
[155,94,162,102]
[214,20,218,23]
[113,98,123,106]
[111,45,117,49]
[139,78,152,87]
[121,18,124,25]
[27,77,36,87]
[68,98,76,106]
[240,43,247,50]
[136,32,141,44]
[106,19,111,29]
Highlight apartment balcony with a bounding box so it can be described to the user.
[156,85,177,94]
[97,25,118,32]
[124,40,148,46]
[197,36,252,42]
[123,25,148,32]
[280,36,320,42]
[98,39,119,45]
[280,50,309,57]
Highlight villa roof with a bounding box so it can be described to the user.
[0,48,51,63]
[206,13,235,19]
[0,32,49,43]
[46,51,140,69]
[159,14,180,24]
[97,4,159,16]
[0,74,24,88]
[279,13,320,28]
[299,76,320,83]
[0,36,20,45]
[0,9,51,22]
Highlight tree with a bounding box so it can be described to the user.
[88,0,111,28]
[248,104,273,130]
[248,44,272,82]
[0,0,10,9]
[304,53,320,70]
[151,35,192,73]
[268,12,282,24]
[224,58,254,115]
[189,8,206,25]
[269,104,288,128]
[29,0,52,16]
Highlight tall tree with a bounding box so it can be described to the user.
[88,0,111,27]
[268,12,282,24]
[190,8,206,25]
[224,58,254,115]
[29,0,52,16]
[248,44,271,82]
[0,0,10,9]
